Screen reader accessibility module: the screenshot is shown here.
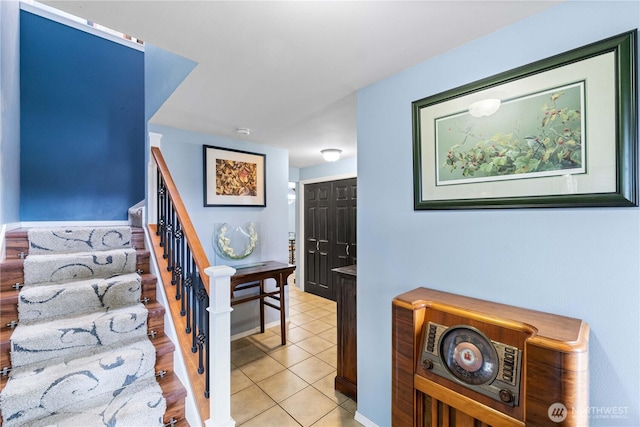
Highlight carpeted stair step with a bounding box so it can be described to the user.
[0,337,163,427]
[9,303,149,368]
[0,225,186,425]
[18,273,142,324]
[1,301,166,390]
[23,248,137,285]
[24,377,166,427]
[27,226,132,255]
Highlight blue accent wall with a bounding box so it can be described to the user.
[20,10,144,221]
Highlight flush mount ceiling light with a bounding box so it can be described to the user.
[321,148,342,162]
[235,127,251,136]
[468,98,501,118]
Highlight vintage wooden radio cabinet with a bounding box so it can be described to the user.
[392,288,589,426]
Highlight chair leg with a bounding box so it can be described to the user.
[259,280,265,333]
[279,282,286,345]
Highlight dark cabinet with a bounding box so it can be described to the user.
[333,264,357,400]
[304,178,356,301]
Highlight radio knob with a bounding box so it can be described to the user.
[499,389,513,403]
[422,359,434,370]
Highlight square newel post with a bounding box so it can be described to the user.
[204,265,237,427]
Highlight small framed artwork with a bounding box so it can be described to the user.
[412,30,637,209]
[203,145,266,207]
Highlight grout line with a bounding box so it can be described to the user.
[232,287,360,426]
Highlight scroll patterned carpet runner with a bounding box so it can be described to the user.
[0,226,165,427]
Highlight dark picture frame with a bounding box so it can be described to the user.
[412,30,637,210]
[203,145,266,207]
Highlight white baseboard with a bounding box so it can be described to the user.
[355,411,380,427]
[19,220,130,228]
[231,320,284,341]
[0,224,6,261]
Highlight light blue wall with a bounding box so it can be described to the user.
[149,124,290,336]
[298,156,357,182]
[0,0,20,227]
[144,44,196,122]
[357,2,640,426]
[144,43,197,217]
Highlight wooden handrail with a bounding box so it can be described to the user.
[151,146,210,291]
[149,146,214,423]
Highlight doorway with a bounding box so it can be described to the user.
[303,177,357,301]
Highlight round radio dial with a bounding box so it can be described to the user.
[453,342,484,372]
[439,326,499,386]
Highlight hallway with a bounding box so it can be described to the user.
[230,283,362,426]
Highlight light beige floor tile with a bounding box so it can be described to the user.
[231,343,267,366]
[311,406,364,427]
[280,386,338,427]
[288,306,301,316]
[249,333,289,353]
[295,300,318,312]
[289,356,335,384]
[316,345,337,368]
[341,398,357,415]
[269,344,313,367]
[314,300,337,310]
[268,322,299,336]
[247,329,277,341]
[231,337,254,351]
[289,312,316,326]
[318,314,337,326]
[235,283,359,426]
[230,384,276,425]
[257,369,309,402]
[312,372,348,405]
[231,367,254,395]
[239,355,286,383]
[299,319,333,335]
[306,307,333,319]
[318,327,337,344]
[288,295,306,305]
[308,299,334,308]
[266,325,282,336]
[286,326,316,343]
[296,335,334,354]
[240,405,301,427]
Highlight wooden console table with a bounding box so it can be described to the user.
[230,261,296,345]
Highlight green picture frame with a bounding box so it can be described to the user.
[412,30,637,210]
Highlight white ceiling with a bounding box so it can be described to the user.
[41,1,559,168]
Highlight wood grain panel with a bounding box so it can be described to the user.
[392,287,589,427]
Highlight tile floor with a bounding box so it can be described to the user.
[230,282,363,427]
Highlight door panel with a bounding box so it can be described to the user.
[304,181,333,300]
[333,178,357,271]
[304,178,356,301]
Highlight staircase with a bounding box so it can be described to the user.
[0,226,187,426]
